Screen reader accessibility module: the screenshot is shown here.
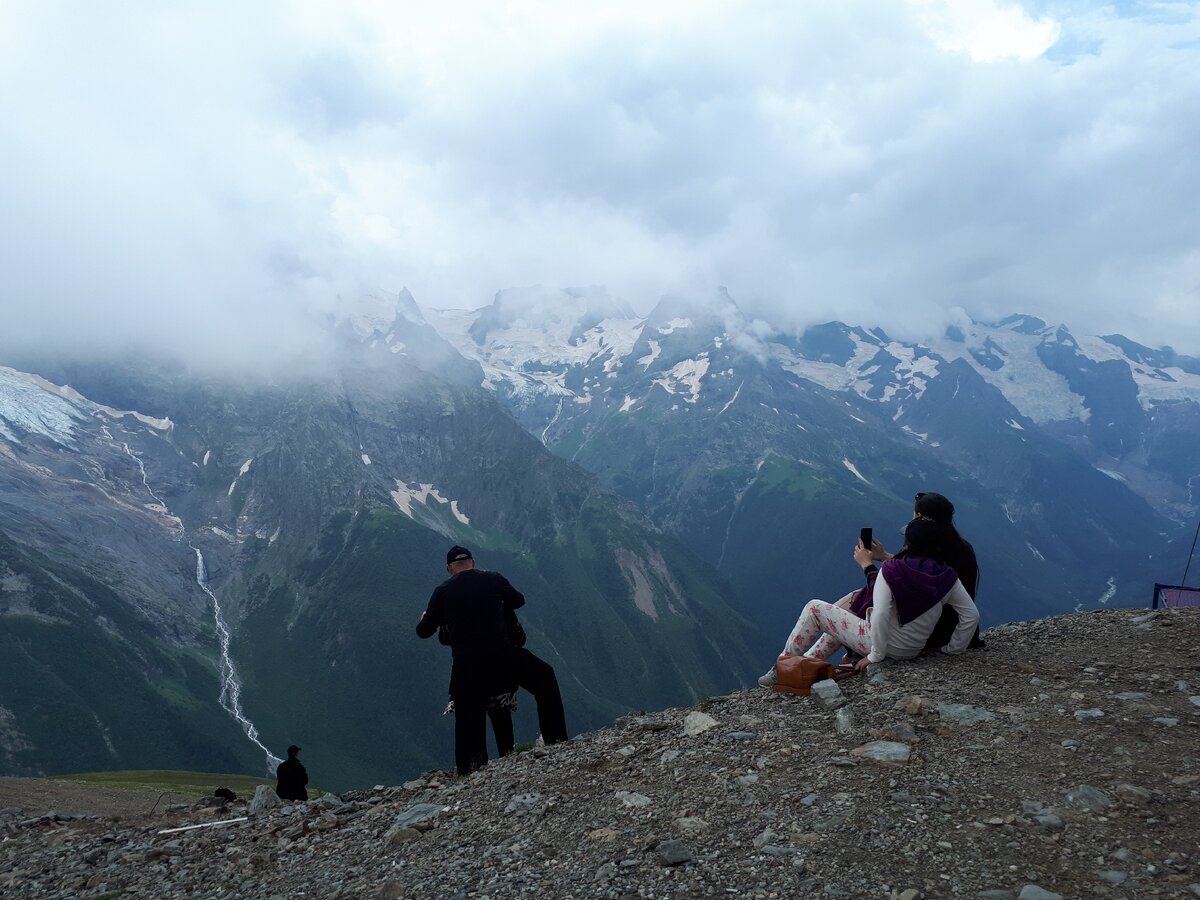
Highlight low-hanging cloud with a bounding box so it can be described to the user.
[1,0,1198,369]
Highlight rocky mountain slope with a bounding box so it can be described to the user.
[0,347,766,789]
[4,608,1198,899]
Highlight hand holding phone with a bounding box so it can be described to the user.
[859,527,872,550]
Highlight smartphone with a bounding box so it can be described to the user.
[859,527,872,550]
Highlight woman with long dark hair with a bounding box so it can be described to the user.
[763,517,979,676]
[911,492,978,598]
[896,492,981,650]
[758,490,980,687]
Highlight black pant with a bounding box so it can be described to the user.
[452,649,568,775]
[489,708,514,757]
[512,647,569,744]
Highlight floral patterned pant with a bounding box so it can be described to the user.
[781,598,871,660]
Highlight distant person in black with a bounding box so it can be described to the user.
[417,545,569,775]
[275,744,308,801]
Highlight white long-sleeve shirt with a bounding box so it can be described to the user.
[867,569,980,663]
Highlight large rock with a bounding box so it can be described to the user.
[936,703,995,724]
[616,791,652,808]
[682,711,718,736]
[248,786,281,815]
[812,680,847,709]
[1064,785,1113,811]
[655,839,693,866]
[1017,886,1062,900]
[850,741,911,765]
[504,794,545,816]
[389,803,448,830]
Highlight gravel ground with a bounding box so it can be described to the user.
[2,607,1199,899]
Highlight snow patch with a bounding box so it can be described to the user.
[1075,334,1200,409]
[850,346,941,404]
[238,459,253,476]
[718,380,744,416]
[1096,467,1126,482]
[778,332,882,391]
[925,324,1086,423]
[657,318,692,334]
[652,357,710,404]
[203,450,212,466]
[638,340,662,368]
[842,458,871,485]
[619,395,638,413]
[1097,576,1116,606]
[91,403,173,431]
[1006,419,1025,430]
[390,481,471,525]
[361,453,372,465]
[1026,542,1045,561]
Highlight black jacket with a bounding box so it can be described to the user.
[275,757,308,802]
[417,569,526,700]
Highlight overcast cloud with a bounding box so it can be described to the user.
[1,0,1198,364]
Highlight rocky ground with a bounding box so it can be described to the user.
[3,607,1199,899]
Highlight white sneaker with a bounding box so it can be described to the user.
[757,667,777,688]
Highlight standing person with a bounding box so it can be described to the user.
[416,546,569,775]
[438,606,527,757]
[275,745,308,801]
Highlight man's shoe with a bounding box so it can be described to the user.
[757,667,777,688]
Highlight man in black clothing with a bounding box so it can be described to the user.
[417,545,568,775]
[275,744,308,801]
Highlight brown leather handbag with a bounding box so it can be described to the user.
[773,655,857,696]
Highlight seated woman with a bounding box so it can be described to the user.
[919,493,980,648]
[840,491,979,642]
[876,492,980,650]
[760,517,979,682]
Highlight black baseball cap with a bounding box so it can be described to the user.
[446,545,473,565]
[287,744,301,756]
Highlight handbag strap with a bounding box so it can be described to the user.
[831,663,859,680]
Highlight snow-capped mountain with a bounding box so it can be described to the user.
[418,291,1199,516]
[408,288,1198,639]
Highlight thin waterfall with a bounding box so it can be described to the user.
[118,438,280,771]
[193,546,281,770]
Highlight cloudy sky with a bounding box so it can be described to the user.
[1,0,1198,361]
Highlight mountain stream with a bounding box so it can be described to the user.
[118,437,281,772]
